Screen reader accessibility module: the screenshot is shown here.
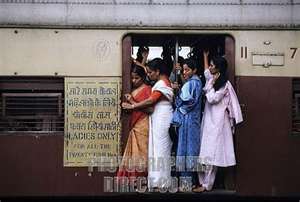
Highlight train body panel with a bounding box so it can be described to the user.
[0,29,123,76]
[235,31,300,77]
[0,0,300,29]
[1,29,300,77]
[0,0,300,198]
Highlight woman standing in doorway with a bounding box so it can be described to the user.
[122,58,174,190]
[171,58,202,191]
[193,51,243,192]
[118,65,152,179]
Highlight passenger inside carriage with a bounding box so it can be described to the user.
[132,46,149,72]
[169,56,185,91]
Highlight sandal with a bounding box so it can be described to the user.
[192,186,206,193]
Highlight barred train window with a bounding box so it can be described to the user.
[292,78,300,134]
[0,77,64,133]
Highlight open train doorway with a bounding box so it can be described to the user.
[122,33,236,193]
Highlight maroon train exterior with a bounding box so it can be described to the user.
[0,0,300,197]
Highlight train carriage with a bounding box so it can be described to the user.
[0,0,300,197]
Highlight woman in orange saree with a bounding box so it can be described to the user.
[117,65,152,179]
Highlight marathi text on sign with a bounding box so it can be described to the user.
[64,77,121,167]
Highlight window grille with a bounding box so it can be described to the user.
[0,77,64,133]
[292,78,300,134]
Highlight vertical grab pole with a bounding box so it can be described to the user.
[174,38,179,82]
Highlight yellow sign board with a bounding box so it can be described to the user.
[64,77,121,167]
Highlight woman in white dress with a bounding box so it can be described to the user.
[193,52,243,192]
[122,58,174,191]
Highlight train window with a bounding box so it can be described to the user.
[132,46,191,60]
[292,78,300,134]
[0,77,64,134]
[130,34,227,78]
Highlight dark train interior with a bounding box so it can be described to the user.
[131,34,226,74]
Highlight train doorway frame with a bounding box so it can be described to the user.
[121,33,236,193]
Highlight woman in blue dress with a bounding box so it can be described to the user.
[171,58,203,191]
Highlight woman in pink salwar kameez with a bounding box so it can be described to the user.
[193,52,243,192]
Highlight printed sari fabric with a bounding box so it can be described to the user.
[117,84,151,178]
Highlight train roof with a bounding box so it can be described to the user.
[0,0,299,29]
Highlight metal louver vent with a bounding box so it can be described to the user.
[292,78,300,134]
[0,77,64,133]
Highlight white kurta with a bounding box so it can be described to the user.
[199,70,238,167]
[148,80,174,188]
